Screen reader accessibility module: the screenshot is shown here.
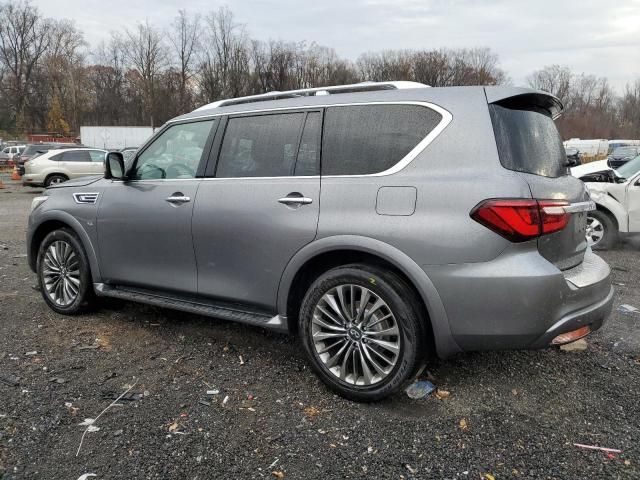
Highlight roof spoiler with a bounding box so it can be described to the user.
[485,87,564,120]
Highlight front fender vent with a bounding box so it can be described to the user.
[73,192,99,205]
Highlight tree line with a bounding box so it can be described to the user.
[0,0,638,141]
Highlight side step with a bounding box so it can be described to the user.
[94,283,288,333]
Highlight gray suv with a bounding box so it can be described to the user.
[26,82,613,401]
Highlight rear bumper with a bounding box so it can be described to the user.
[423,246,612,355]
[22,174,45,187]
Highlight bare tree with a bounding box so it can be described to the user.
[169,10,200,113]
[0,0,52,131]
[123,20,167,127]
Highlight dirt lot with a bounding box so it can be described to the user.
[1,176,639,479]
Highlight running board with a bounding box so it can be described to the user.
[94,283,288,333]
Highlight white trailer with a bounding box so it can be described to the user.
[80,126,154,150]
[563,138,609,162]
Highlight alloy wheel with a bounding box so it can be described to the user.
[311,284,401,386]
[586,216,604,246]
[42,240,81,307]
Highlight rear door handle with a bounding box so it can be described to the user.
[278,193,313,206]
[166,193,191,205]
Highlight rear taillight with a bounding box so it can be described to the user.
[470,199,570,242]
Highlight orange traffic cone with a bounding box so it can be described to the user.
[0,177,5,189]
[11,165,20,181]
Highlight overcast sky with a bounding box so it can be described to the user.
[35,0,640,91]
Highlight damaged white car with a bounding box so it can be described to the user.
[578,155,640,248]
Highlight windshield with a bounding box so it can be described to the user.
[616,155,640,180]
[612,146,638,156]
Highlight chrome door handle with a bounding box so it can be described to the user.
[278,195,313,205]
[166,195,191,204]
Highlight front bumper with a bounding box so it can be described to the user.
[423,246,612,354]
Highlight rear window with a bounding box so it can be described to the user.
[489,104,566,178]
[322,104,442,175]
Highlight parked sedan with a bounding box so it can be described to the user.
[22,148,107,187]
[608,146,640,169]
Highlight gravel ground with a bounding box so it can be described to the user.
[1,177,639,479]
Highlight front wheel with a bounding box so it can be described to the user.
[298,264,425,402]
[586,210,618,250]
[37,229,95,314]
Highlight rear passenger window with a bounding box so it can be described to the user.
[216,113,304,178]
[322,104,443,175]
[62,150,91,162]
[295,112,321,176]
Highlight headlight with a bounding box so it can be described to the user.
[30,196,48,212]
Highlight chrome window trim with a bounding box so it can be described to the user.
[163,101,452,179]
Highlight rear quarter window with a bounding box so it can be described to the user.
[489,104,566,178]
[322,104,443,175]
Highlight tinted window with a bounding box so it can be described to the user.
[216,113,304,178]
[295,112,321,176]
[489,104,565,178]
[322,104,442,175]
[62,150,91,162]
[89,150,106,162]
[132,120,214,180]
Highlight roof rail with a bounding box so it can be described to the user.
[194,81,429,111]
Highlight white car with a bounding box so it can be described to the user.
[582,155,640,248]
[22,148,107,187]
[0,144,26,165]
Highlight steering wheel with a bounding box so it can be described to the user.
[166,163,195,178]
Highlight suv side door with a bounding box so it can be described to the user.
[97,119,217,293]
[192,109,322,310]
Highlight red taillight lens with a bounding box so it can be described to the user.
[538,200,571,235]
[471,199,570,242]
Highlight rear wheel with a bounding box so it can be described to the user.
[298,264,425,402]
[45,174,68,187]
[37,229,95,314]
[586,210,617,250]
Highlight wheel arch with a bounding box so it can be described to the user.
[44,172,69,186]
[591,195,626,232]
[277,235,462,359]
[28,211,101,282]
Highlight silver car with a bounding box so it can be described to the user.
[26,82,613,401]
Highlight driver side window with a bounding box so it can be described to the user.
[131,120,215,180]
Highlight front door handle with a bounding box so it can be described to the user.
[166,193,191,205]
[278,193,313,206]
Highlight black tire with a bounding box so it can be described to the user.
[45,174,68,187]
[37,228,95,314]
[298,264,426,402]
[587,210,618,250]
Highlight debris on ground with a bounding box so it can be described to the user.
[482,474,496,480]
[434,389,450,399]
[303,406,320,417]
[49,377,66,384]
[76,474,97,480]
[25,351,37,356]
[573,443,622,454]
[459,418,468,430]
[271,470,285,479]
[101,391,143,402]
[222,395,229,406]
[560,338,588,352]
[76,382,137,456]
[206,389,220,395]
[617,304,639,315]
[405,380,436,399]
[0,375,20,387]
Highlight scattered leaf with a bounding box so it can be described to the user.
[482,474,496,480]
[272,470,285,479]
[168,421,179,433]
[459,418,468,430]
[304,406,320,417]
[435,389,450,399]
[511,389,518,396]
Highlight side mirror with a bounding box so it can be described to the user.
[104,151,126,180]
